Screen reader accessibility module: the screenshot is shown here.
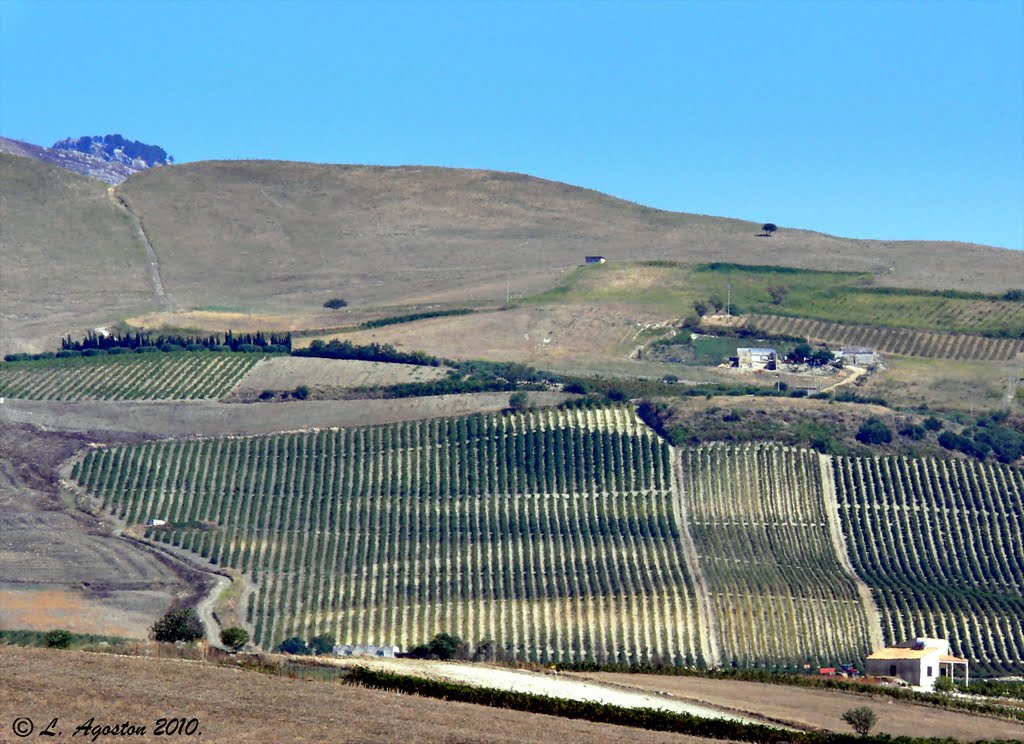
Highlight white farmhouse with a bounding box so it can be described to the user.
[839,346,879,365]
[734,347,777,370]
[865,638,968,689]
[334,644,400,658]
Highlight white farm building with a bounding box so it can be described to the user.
[734,347,777,370]
[839,346,879,365]
[334,644,400,658]
[866,638,968,689]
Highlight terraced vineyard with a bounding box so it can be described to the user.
[73,406,707,664]
[834,455,1024,676]
[749,314,1024,361]
[677,443,875,670]
[0,352,262,400]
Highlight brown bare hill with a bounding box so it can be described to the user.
[4,153,1022,355]
[121,160,1023,315]
[0,153,158,355]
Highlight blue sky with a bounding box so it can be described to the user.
[3,1,1022,249]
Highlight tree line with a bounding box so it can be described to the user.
[61,330,293,353]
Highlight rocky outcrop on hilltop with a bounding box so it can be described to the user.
[0,133,173,184]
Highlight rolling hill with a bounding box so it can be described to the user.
[0,153,159,355]
[3,149,1023,355]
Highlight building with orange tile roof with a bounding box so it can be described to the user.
[865,638,968,688]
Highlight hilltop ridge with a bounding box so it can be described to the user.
[0,133,170,184]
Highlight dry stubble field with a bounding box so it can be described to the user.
[574,673,1024,741]
[0,647,721,744]
[229,356,449,394]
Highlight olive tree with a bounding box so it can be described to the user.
[841,706,877,736]
[220,627,249,652]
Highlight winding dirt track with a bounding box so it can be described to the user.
[108,186,175,311]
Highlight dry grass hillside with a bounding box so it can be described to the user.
[121,160,1023,312]
[0,154,158,354]
[4,153,1023,354]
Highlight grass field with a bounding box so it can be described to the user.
[855,356,1019,412]
[0,352,262,400]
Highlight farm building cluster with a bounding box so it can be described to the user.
[731,345,879,370]
[334,644,401,658]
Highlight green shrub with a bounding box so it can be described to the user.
[220,627,249,652]
[309,634,336,655]
[44,629,74,649]
[856,418,893,445]
[841,706,877,736]
[152,608,203,643]
[278,636,311,655]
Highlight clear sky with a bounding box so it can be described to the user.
[2,1,1022,249]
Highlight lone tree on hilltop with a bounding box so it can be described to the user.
[761,223,778,237]
[841,706,877,736]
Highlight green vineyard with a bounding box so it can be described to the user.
[0,352,261,400]
[834,455,1024,676]
[70,405,1024,674]
[678,443,875,670]
[749,314,1024,361]
[73,407,708,664]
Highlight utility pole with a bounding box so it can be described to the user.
[506,274,510,306]
[727,283,732,315]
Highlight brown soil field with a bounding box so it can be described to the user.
[299,304,652,363]
[0,424,189,639]
[0,393,569,439]
[573,673,1024,741]
[230,356,449,395]
[0,590,151,638]
[0,647,721,744]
